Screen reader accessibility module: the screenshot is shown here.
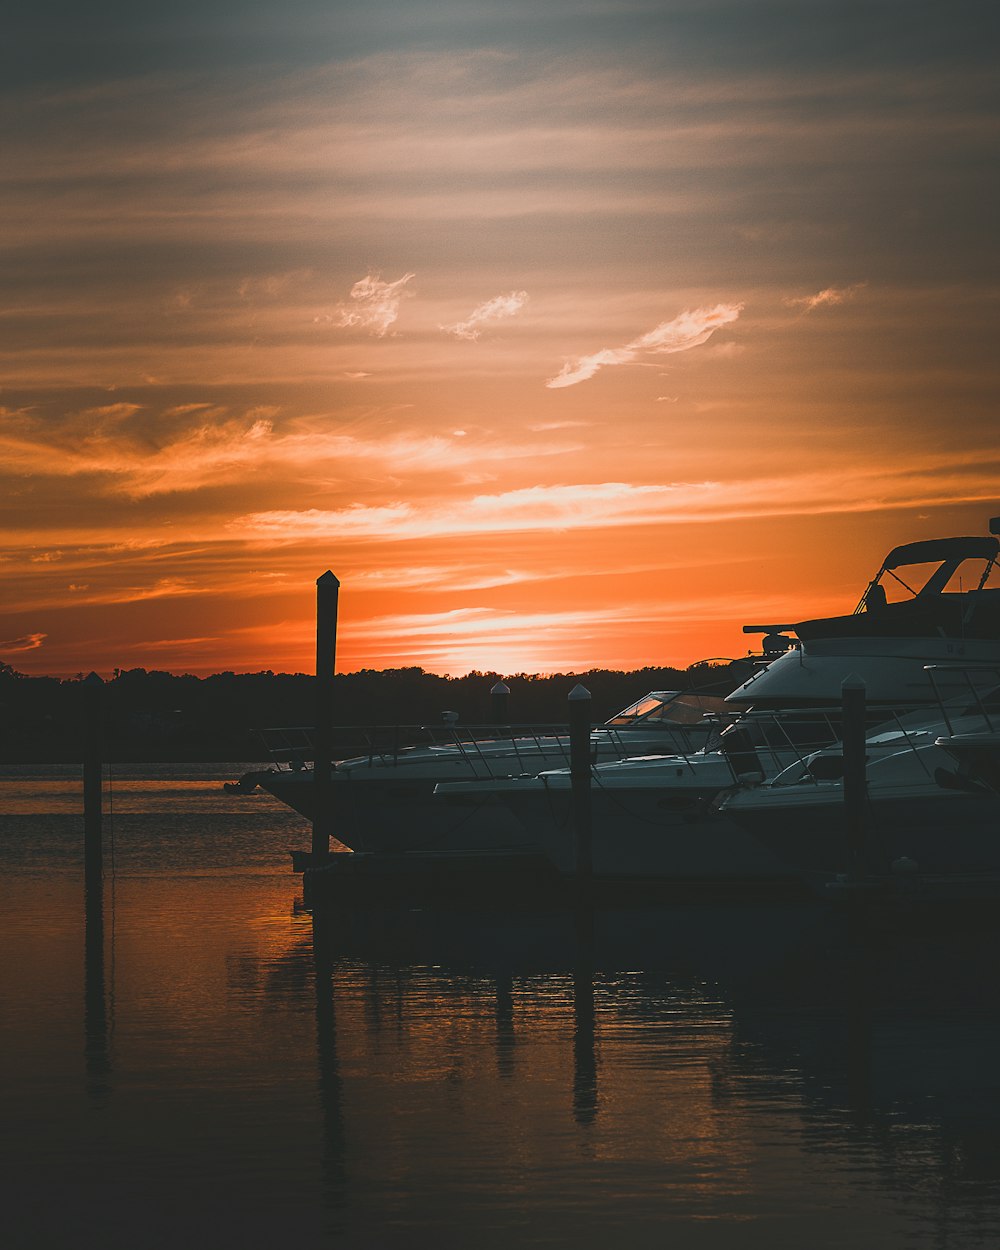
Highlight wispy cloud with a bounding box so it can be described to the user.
[316,272,415,336]
[233,453,1000,545]
[785,283,867,313]
[235,483,672,542]
[443,290,529,340]
[1,632,47,653]
[527,420,593,431]
[117,635,221,654]
[546,303,743,388]
[0,407,576,499]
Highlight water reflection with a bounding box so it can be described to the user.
[295,899,1000,1244]
[572,907,597,1126]
[6,765,1000,1247]
[311,907,348,1217]
[493,975,515,1081]
[83,870,111,1101]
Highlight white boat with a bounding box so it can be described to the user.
[930,661,1000,797]
[433,704,946,883]
[720,697,1000,886]
[936,730,1000,795]
[727,521,1000,709]
[435,747,789,882]
[237,688,733,854]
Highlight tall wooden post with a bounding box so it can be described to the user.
[490,680,510,725]
[569,684,593,880]
[313,572,340,866]
[83,672,104,894]
[842,674,867,885]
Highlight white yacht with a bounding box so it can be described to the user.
[727,521,1000,709]
[434,704,952,884]
[435,749,786,882]
[936,731,1000,795]
[719,692,1000,886]
[929,661,1000,797]
[234,688,733,855]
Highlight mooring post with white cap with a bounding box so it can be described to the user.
[313,571,340,866]
[568,684,593,880]
[841,674,868,886]
[491,680,510,725]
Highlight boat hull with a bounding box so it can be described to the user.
[445,768,795,882]
[724,784,1000,878]
[249,718,728,855]
[257,769,535,854]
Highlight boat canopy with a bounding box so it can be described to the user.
[857,533,999,609]
[881,536,998,571]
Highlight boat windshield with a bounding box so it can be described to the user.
[605,691,730,727]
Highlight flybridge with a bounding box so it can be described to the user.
[743,517,1000,647]
[859,534,999,609]
[728,515,1000,709]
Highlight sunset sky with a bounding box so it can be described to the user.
[3,1,998,677]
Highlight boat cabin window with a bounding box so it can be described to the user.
[605,692,729,727]
[721,717,838,753]
[606,694,668,725]
[957,684,1000,718]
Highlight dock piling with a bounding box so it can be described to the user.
[568,684,593,880]
[841,674,868,884]
[490,680,511,725]
[313,571,340,866]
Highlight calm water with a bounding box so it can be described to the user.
[3,765,1000,1248]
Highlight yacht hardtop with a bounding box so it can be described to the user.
[745,528,1000,649]
[728,517,1000,708]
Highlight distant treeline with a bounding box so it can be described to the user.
[0,659,757,763]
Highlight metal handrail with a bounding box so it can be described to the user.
[924,663,1000,736]
[252,713,733,778]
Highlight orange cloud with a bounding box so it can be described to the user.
[231,455,1000,547]
[1,632,47,653]
[0,407,579,500]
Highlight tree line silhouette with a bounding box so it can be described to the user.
[0,659,756,763]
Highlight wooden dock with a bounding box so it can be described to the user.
[302,849,563,909]
[301,849,809,910]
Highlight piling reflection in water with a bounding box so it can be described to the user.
[572,907,598,1126]
[83,869,111,1100]
[311,907,347,1217]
